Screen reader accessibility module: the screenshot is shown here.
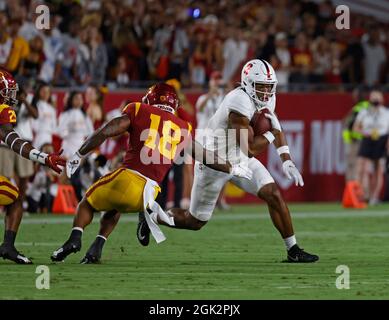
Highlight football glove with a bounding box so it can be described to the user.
[282,160,304,187]
[45,149,66,175]
[264,111,282,132]
[66,151,83,178]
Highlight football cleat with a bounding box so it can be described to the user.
[80,253,100,264]
[287,244,319,263]
[51,239,81,262]
[0,243,32,264]
[80,242,102,264]
[137,212,150,246]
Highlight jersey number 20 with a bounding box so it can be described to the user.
[145,114,181,160]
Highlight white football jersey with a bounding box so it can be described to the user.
[203,87,276,164]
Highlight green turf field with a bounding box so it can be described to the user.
[1,203,388,300]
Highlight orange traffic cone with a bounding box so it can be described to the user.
[52,185,78,214]
[342,181,367,209]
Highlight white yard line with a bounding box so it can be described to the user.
[2,210,388,225]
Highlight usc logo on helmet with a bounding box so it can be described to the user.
[160,95,167,102]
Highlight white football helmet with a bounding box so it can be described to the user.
[241,59,278,109]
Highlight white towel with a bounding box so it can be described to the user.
[128,169,175,243]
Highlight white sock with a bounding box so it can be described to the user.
[97,235,107,241]
[72,227,84,233]
[284,235,297,250]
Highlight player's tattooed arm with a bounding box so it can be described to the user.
[0,123,65,174]
[0,123,35,158]
[188,140,231,173]
[228,111,277,157]
[78,115,131,156]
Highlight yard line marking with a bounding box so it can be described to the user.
[3,210,389,225]
[14,242,61,246]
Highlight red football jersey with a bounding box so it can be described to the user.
[0,104,17,126]
[121,102,192,184]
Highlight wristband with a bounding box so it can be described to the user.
[277,146,290,156]
[263,131,275,144]
[29,149,48,165]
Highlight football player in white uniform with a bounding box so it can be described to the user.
[137,59,318,263]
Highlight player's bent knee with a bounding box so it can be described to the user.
[258,183,283,204]
[77,198,96,213]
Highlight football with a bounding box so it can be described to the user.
[250,108,272,136]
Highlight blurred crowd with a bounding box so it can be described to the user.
[1,0,389,213]
[0,0,388,91]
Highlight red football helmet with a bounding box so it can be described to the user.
[142,83,179,113]
[0,69,18,106]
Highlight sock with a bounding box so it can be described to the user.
[94,235,107,251]
[4,230,16,245]
[284,235,297,250]
[69,227,83,241]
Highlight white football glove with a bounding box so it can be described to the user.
[264,111,282,132]
[282,160,304,187]
[230,163,253,180]
[66,151,82,178]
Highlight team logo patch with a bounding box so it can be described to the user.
[243,63,253,75]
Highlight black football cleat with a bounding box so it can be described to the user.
[51,239,81,262]
[80,242,102,264]
[137,212,150,246]
[0,243,32,264]
[80,253,101,264]
[287,244,319,263]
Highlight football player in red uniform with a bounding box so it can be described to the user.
[51,83,251,263]
[0,69,65,264]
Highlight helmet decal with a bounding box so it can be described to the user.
[243,63,253,76]
[260,59,272,80]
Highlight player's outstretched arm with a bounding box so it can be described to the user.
[186,140,252,180]
[67,115,131,178]
[78,115,131,156]
[0,124,65,174]
[228,111,279,157]
[187,139,231,173]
